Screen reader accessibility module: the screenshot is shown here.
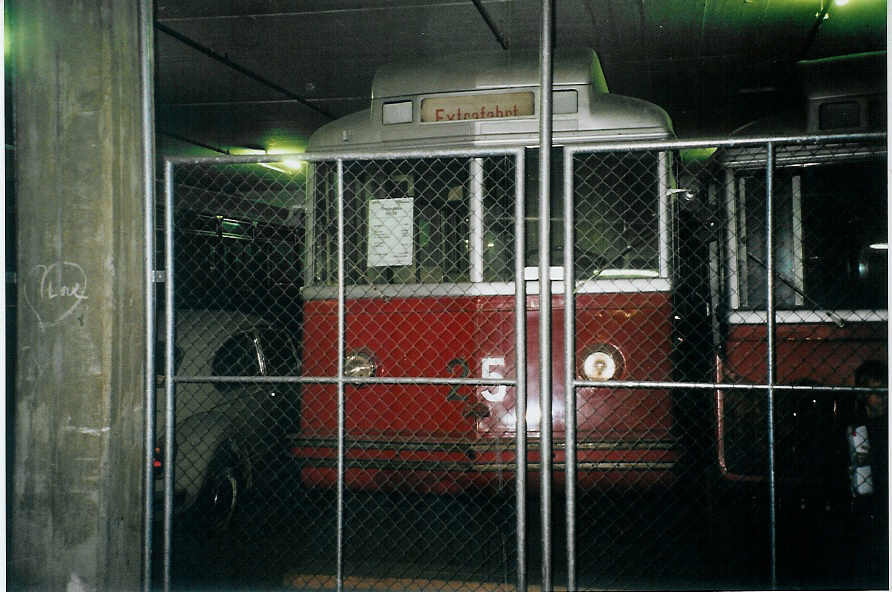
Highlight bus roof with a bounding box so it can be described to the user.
[729,51,886,138]
[308,48,673,152]
[797,51,886,102]
[372,48,609,99]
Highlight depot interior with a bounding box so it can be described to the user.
[3,0,889,590]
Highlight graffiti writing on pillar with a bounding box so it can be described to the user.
[23,261,89,330]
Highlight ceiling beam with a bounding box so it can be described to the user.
[798,1,830,60]
[156,2,506,22]
[470,0,509,49]
[158,130,230,154]
[158,97,365,108]
[154,22,334,120]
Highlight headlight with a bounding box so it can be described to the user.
[344,350,376,379]
[579,343,624,381]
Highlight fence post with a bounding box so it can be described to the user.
[336,159,347,592]
[515,152,529,592]
[141,1,158,590]
[764,141,778,588]
[562,147,577,592]
[537,1,555,589]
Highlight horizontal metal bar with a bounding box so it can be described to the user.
[287,436,678,452]
[168,375,885,393]
[163,132,884,168]
[295,458,676,473]
[173,375,516,386]
[164,146,524,166]
[575,379,886,393]
[563,132,886,155]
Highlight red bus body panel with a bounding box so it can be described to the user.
[717,319,887,481]
[724,322,886,385]
[293,290,679,493]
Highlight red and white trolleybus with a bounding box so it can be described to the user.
[290,48,686,493]
[707,52,887,493]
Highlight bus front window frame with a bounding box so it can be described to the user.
[306,149,672,296]
[725,156,888,314]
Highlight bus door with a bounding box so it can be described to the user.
[472,147,679,484]
[470,149,568,443]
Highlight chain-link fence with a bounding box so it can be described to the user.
[151,134,887,591]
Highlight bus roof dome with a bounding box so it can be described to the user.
[730,51,886,136]
[797,51,886,101]
[372,47,609,99]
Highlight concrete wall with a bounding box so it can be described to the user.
[11,1,147,589]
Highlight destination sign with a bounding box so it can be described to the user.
[421,92,534,123]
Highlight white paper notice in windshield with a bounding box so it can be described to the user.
[367,198,414,267]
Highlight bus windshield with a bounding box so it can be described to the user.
[308,150,662,288]
[734,159,887,310]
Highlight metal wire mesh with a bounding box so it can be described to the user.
[154,135,887,591]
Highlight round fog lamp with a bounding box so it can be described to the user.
[579,344,624,381]
[344,350,376,379]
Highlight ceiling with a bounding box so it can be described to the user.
[154,0,887,158]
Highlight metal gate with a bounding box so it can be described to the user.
[147,134,887,591]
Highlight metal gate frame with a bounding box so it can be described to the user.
[146,130,886,592]
[152,147,528,592]
[562,132,887,590]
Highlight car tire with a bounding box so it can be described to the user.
[197,442,244,536]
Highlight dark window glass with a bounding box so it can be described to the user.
[572,150,660,278]
[738,174,798,307]
[867,97,886,130]
[212,332,260,391]
[819,101,860,130]
[800,161,887,309]
[737,158,887,310]
[259,329,299,376]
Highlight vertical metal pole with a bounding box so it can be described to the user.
[0,16,5,590]
[537,2,554,590]
[514,152,528,592]
[336,159,346,592]
[737,178,750,305]
[724,170,740,310]
[658,153,670,277]
[764,142,778,589]
[140,1,156,591]
[162,160,175,592]
[562,148,576,591]
[790,175,804,306]
[470,158,485,283]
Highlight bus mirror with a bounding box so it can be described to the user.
[669,188,721,241]
[666,188,697,209]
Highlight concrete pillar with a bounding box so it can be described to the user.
[12,1,147,590]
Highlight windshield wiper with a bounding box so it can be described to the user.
[745,252,846,327]
[575,245,635,291]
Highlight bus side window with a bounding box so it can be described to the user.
[443,185,470,283]
[416,204,444,284]
[313,162,341,286]
[483,196,514,282]
[573,151,660,276]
